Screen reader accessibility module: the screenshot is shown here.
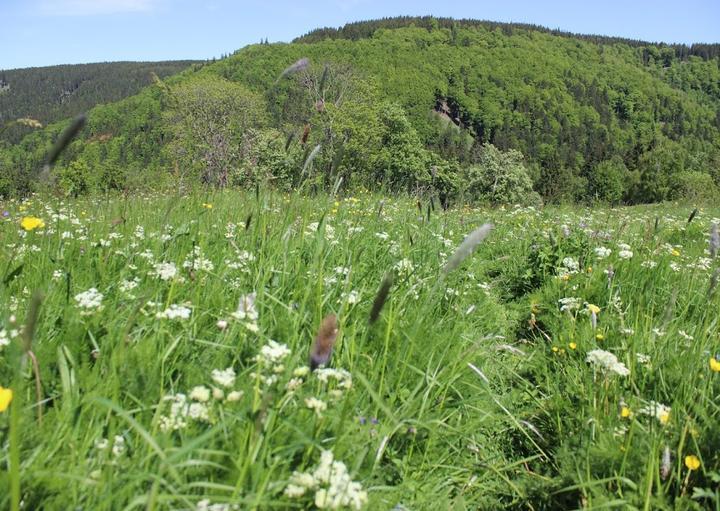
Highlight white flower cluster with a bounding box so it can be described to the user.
[183,246,214,272]
[150,262,178,281]
[95,435,126,458]
[594,246,612,259]
[232,292,259,332]
[638,401,671,425]
[0,327,19,350]
[158,371,243,433]
[557,257,580,278]
[225,250,255,272]
[75,288,104,312]
[156,304,192,320]
[586,349,630,377]
[558,297,582,312]
[393,258,414,276]
[285,450,368,509]
[196,500,239,511]
[252,340,291,386]
[618,243,633,259]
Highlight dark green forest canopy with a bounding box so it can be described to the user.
[2,17,719,204]
[0,60,201,143]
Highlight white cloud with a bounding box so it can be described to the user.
[39,0,159,16]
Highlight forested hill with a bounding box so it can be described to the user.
[294,16,720,59]
[0,60,200,142]
[2,18,719,204]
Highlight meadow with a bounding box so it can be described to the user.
[0,189,719,510]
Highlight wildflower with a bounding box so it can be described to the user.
[75,288,104,311]
[112,435,126,457]
[285,450,368,509]
[586,349,630,376]
[558,297,581,312]
[189,386,211,402]
[156,304,192,320]
[150,262,178,281]
[232,293,258,321]
[226,391,243,402]
[568,342,577,350]
[684,455,701,471]
[595,333,605,341]
[211,367,236,388]
[202,203,213,209]
[305,397,327,417]
[0,386,13,412]
[20,216,45,231]
[620,406,632,418]
[709,357,720,372]
[0,328,18,350]
[638,401,671,425]
[618,249,633,259]
[594,247,612,259]
[586,304,600,314]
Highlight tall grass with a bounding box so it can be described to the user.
[0,191,718,509]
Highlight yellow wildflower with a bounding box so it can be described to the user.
[671,249,680,257]
[684,455,700,470]
[596,333,605,341]
[202,203,213,209]
[620,406,632,418]
[568,342,577,350]
[659,410,670,425]
[587,304,600,314]
[0,386,12,412]
[20,216,45,231]
[710,357,720,372]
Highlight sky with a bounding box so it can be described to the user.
[1,0,719,69]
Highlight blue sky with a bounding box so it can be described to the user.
[1,0,718,69]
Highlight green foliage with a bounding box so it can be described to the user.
[163,75,267,186]
[590,157,632,204]
[0,61,199,144]
[462,144,537,204]
[57,160,92,196]
[2,17,720,204]
[669,171,719,201]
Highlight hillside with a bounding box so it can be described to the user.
[2,18,719,203]
[0,60,201,143]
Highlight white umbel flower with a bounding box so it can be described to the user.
[586,349,630,376]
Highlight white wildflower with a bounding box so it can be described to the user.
[211,367,236,388]
[586,349,630,376]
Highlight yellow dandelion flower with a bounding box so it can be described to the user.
[684,455,700,470]
[671,249,680,257]
[710,357,720,372]
[552,346,559,353]
[620,406,632,418]
[0,386,12,412]
[596,333,605,341]
[20,216,45,231]
[568,342,577,350]
[659,410,670,425]
[587,304,600,314]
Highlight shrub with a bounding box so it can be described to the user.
[462,144,536,204]
[668,171,718,201]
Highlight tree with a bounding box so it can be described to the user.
[462,144,537,204]
[164,75,267,186]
